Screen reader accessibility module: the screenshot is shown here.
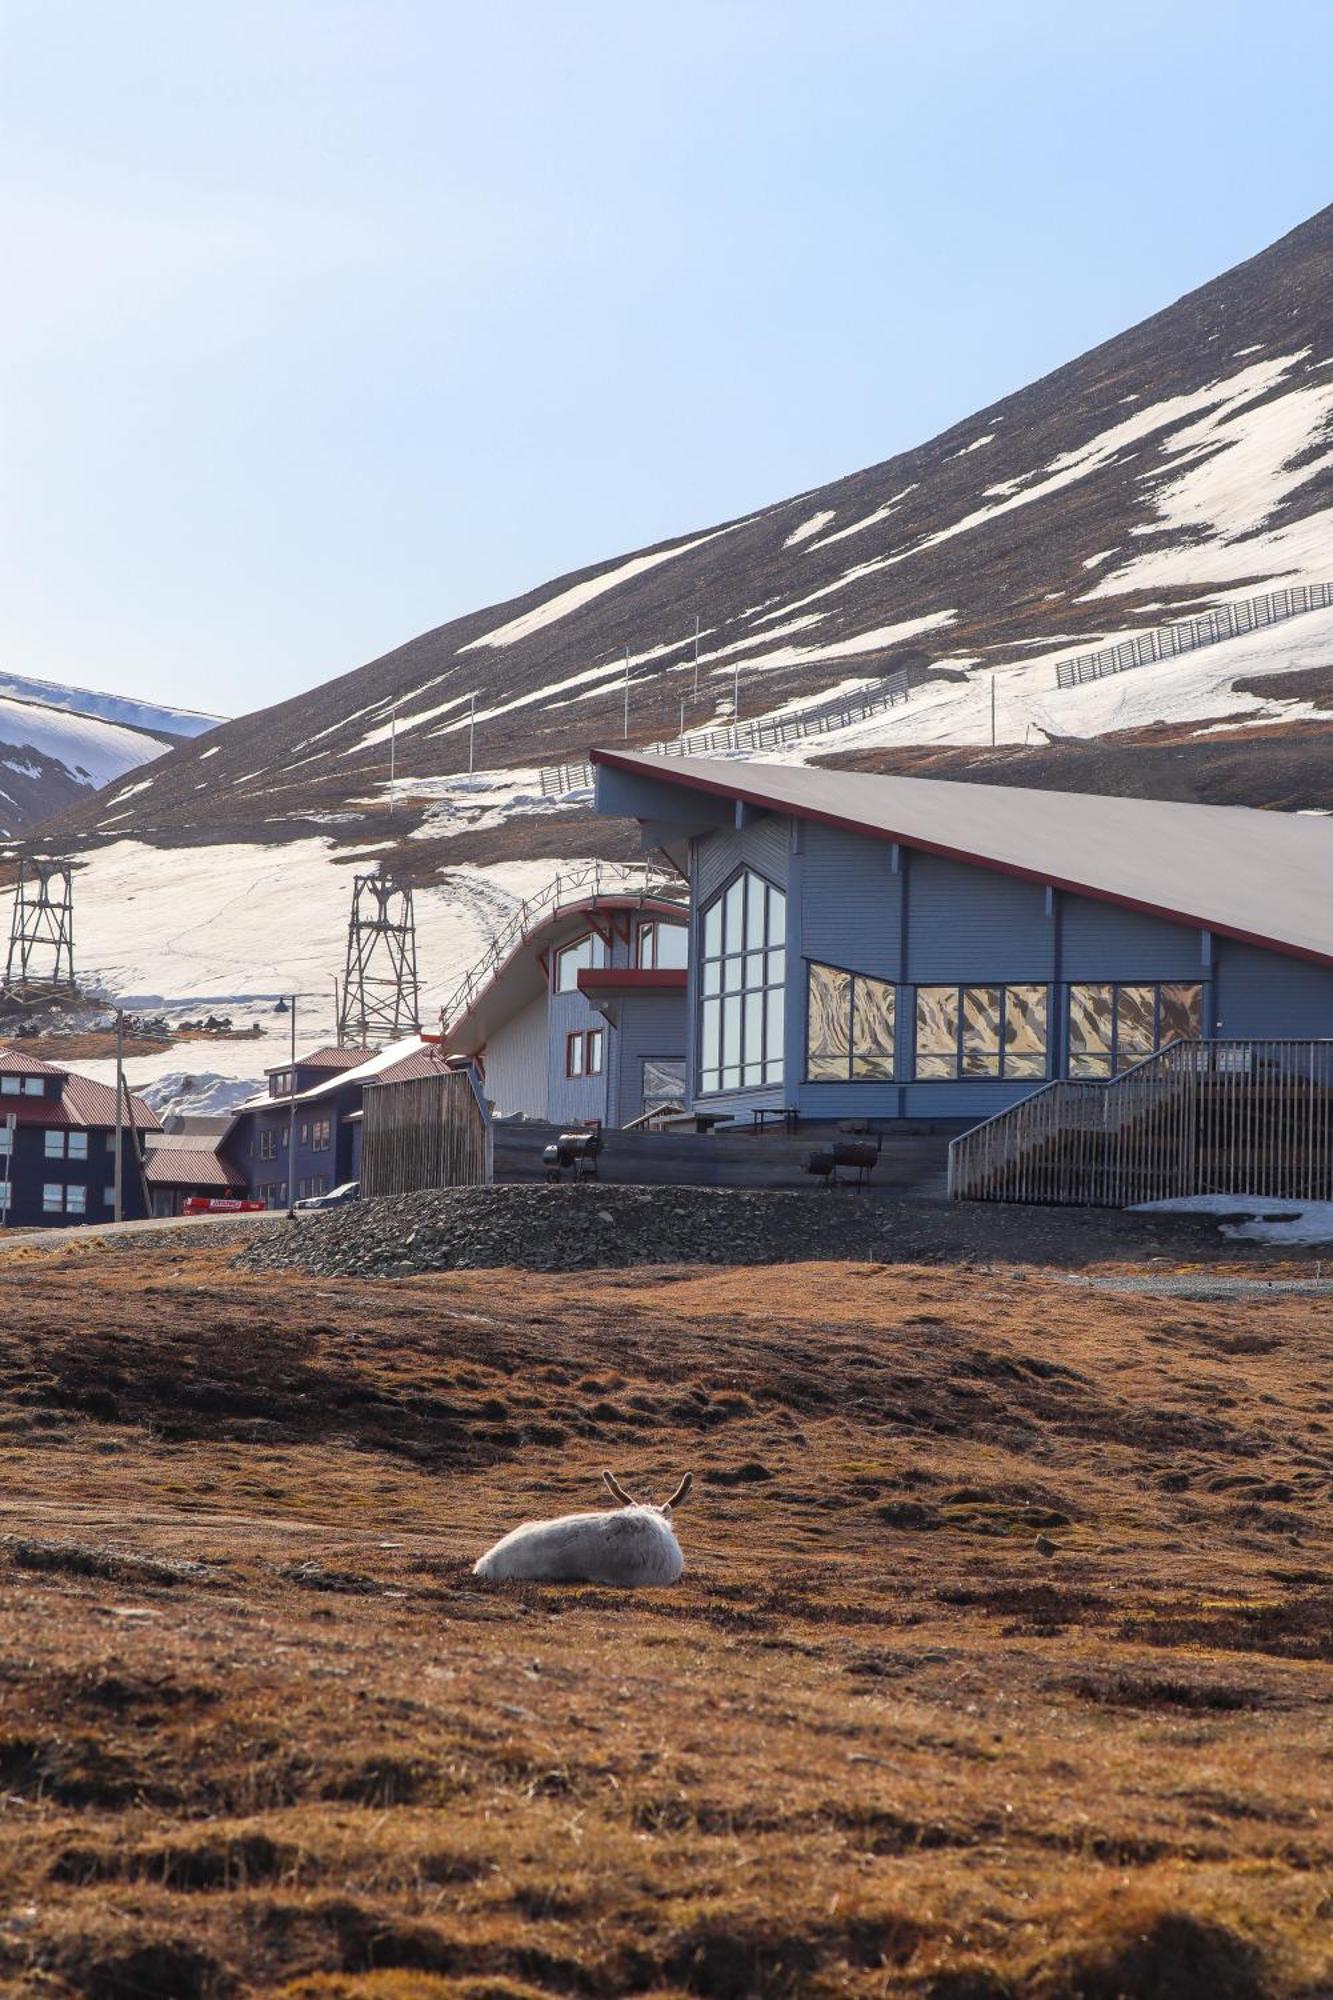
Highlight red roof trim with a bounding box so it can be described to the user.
[590,749,1333,974]
[577,967,688,993]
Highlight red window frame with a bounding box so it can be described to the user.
[565,1029,604,1079]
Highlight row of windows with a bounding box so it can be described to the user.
[256,1116,333,1160]
[1,1076,46,1097]
[802,969,1204,1083]
[0,1181,119,1212]
[1,1127,96,1158]
[552,916,688,993]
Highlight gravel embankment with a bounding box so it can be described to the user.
[234,1184,899,1278]
[231,1182,1273,1281]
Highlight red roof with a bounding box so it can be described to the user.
[62,1073,162,1131]
[0,1049,67,1077]
[368,1047,457,1087]
[0,1067,160,1132]
[143,1145,239,1190]
[265,1044,371,1077]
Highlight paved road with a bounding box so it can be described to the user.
[0,1210,286,1251]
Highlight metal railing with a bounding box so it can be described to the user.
[440,859,687,1029]
[948,1039,1333,1207]
[539,665,912,798]
[1054,582,1333,691]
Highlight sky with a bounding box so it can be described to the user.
[2,1,1330,721]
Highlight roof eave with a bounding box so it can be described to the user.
[590,749,1333,975]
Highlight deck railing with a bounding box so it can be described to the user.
[1054,581,1333,691]
[539,665,912,798]
[948,1039,1333,1207]
[439,858,687,1029]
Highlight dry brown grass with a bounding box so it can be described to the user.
[1,1241,1331,1997]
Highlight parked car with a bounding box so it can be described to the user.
[181,1197,266,1216]
[293,1181,361,1212]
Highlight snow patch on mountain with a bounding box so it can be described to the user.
[0,695,167,789]
[783,510,836,547]
[760,603,1333,759]
[458,520,751,652]
[0,670,220,741]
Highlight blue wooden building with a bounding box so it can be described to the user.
[592,752,1333,1125]
[0,1050,160,1227]
[223,1040,460,1206]
[441,887,688,1127]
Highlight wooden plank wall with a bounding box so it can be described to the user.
[361,1071,492,1196]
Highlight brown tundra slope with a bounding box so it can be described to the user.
[1,1231,1332,1997]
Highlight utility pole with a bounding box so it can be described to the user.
[732,658,741,730]
[388,701,398,818]
[286,994,297,1218]
[467,690,477,775]
[113,1007,124,1224]
[623,645,630,741]
[990,675,997,748]
[1,1112,14,1230]
[693,614,700,702]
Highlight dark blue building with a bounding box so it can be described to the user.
[223,1041,454,1205]
[0,1050,159,1228]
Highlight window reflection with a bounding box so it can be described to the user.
[806,963,895,1080]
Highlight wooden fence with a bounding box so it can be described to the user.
[948,1040,1333,1207]
[1054,581,1333,691]
[361,1066,493,1197]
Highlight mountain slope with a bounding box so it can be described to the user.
[12,204,1333,1066]
[0,675,222,838]
[47,202,1333,855]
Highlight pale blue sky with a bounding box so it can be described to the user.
[2,0,1330,716]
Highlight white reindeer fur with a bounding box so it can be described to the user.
[473,1472,691,1586]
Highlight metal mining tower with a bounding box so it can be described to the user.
[4,858,76,992]
[337,869,420,1046]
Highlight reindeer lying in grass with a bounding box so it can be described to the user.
[473,1471,692,1586]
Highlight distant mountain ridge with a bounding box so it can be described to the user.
[0,675,222,838]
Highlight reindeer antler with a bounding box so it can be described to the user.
[663,1473,693,1510]
[602,1470,635,1507]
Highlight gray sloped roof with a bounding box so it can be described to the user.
[592,750,1333,970]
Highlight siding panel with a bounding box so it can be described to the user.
[1060,894,1204,980]
[801,826,903,978]
[907,854,1054,983]
[484,991,549,1119]
[1214,942,1333,1037]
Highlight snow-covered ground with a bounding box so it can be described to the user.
[759,601,1333,761]
[1134,1195,1333,1245]
[8,836,602,1110]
